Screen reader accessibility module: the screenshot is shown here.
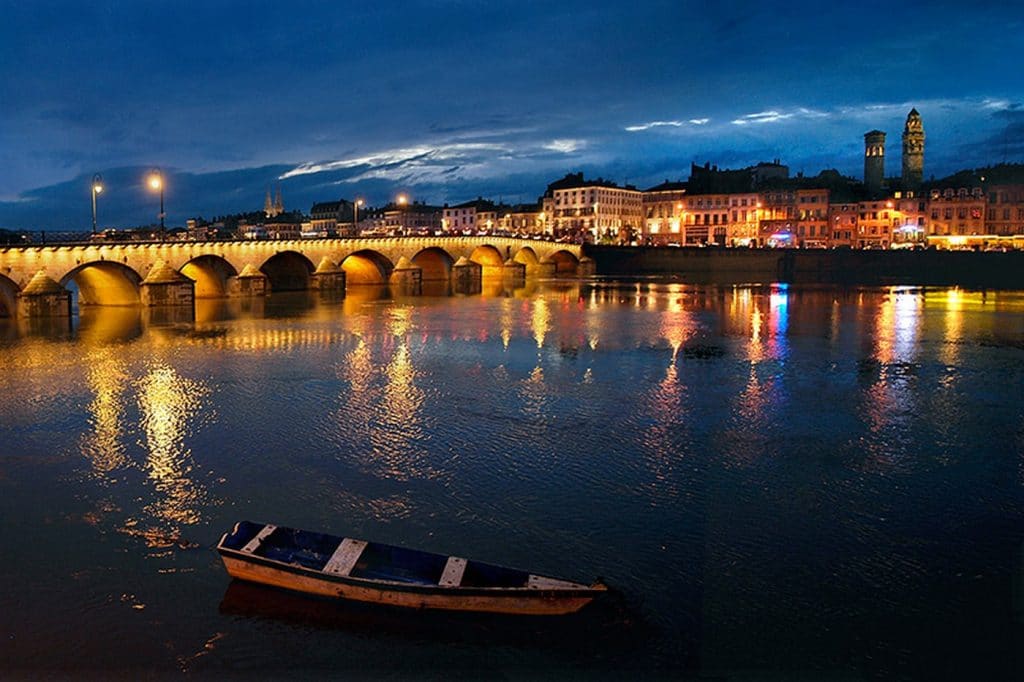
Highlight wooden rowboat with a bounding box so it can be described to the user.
[216,521,607,615]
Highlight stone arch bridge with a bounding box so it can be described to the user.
[0,236,589,318]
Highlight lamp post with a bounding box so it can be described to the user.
[396,193,408,234]
[353,198,364,235]
[148,170,165,240]
[91,174,104,235]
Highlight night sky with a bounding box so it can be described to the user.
[1,1,1021,230]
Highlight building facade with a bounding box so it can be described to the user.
[549,175,643,243]
[794,188,830,248]
[927,187,986,241]
[642,181,688,245]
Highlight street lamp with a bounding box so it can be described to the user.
[353,198,364,235]
[91,174,104,235]
[148,170,165,239]
[396,193,408,233]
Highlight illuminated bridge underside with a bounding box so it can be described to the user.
[0,236,584,313]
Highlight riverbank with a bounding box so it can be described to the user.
[583,245,1024,287]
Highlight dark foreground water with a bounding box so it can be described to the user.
[2,281,1023,680]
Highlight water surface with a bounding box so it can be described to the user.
[1,281,1023,679]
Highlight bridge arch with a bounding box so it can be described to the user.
[0,273,18,317]
[513,247,540,274]
[550,249,580,275]
[260,251,315,292]
[181,255,238,298]
[61,261,143,307]
[411,247,455,281]
[342,249,393,285]
[469,244,505,272]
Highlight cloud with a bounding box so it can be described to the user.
[731,110,795,125]
[279,143,510,180]
[543,139,585,153]
[625,119,709,132]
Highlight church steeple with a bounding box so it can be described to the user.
[264,185,284,218]
[902,108,925,190]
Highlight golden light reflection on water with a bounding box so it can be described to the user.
[80,347,130,475]
[500,299,514,350]
[332,308,437,485]
[939,287,964,367]
[137,363,210,527]
[660,309,694,363]
[531,298,550,349]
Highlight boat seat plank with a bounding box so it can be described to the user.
[323,538,367,576]
[439,556,467,587]
[240,524,277,554]
[527,574,579,590]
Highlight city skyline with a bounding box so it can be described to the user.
[1,1,1021,230]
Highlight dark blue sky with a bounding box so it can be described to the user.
[1,0,1021,230]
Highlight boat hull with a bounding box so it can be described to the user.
[220,553,600,615]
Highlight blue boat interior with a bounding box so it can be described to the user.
[222,521,533,588]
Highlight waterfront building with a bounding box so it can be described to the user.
[902,109,925,190]
[540,195,555,236]
[381,201,443,235]
[505,203,544,234]
[927,186,986,246]
[681,191,761,246]
[264,221,302,240]
[855,200,896,249]
[310,200,360,237]
[758,189,796,247]
[548,173,643,243]
[829,202,859,247]
[442,198,502,234]
[642,181,688,245]
[890,192,928,246]
[984,184,1024,237]
[794,188,830,248]
[864,130,886,196]
[310,201,342,236]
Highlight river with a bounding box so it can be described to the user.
[1,280,1023,679]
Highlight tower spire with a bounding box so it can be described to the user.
[902,108,925,190]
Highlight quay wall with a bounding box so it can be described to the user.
[584,246,1024,288]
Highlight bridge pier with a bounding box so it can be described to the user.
[390,256,422,294]
[535,258,557,278]
[309,257,346,295]
[15,270,71,318]
[502,258,526,287]
[452,256,482,295]
[140,260,195,308]
[228,264,269,297]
